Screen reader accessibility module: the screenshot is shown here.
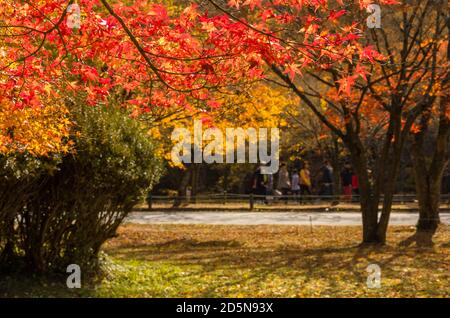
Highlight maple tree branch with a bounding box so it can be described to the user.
[0,0,73,71]
[24,0,72,33]
[99,0,194,93]
[262,77,290,89]
[205,0,287,45]
[269,63,344,140]
[305,71,335,88]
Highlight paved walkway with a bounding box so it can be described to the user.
[127,211,450,226]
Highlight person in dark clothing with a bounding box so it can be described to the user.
[277,163,291,203]
[252,165,267,199]
[341,162,353,201]
[320,160,334,198]
[291,169,300,202]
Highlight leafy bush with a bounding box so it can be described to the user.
[0,103,163,274]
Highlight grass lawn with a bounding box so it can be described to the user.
[1,224,449,297]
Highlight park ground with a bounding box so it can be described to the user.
[126,211,450,225]
[135,201,450,212]
[1,224,448,298]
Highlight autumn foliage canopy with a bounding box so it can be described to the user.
[0,0,406,154]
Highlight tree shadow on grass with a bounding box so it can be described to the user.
[2,240,445,297]
[144,238,241,249]
[107,243,367,294]
[3,225,448,298]
[104,234,449,297]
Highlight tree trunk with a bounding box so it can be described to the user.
[408,15,450,245]
[191,163,199,203]
[374,105,406,244]
[0,218,16,271]
[345,136,381,244]
[414,174,441,246]
[408,101,449,246]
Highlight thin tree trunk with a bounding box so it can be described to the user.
[0,218,16,270]
[191,163,199,203]
[330,137,342,203]
[414,172,441,246]
[407,25,450,245]
[407,103,449,246]
[345,136,381,243]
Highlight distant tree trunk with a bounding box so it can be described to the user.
[223,165,229,193]
[0,179,36,271]
[0,218,15,268]
[191,163,200,203]
[329,137,342,202]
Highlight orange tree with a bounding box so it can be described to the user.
[0,0,265,272]
[149,82,297,200]
[0,98,72,156]
[205,0,447,244]
[408,16,449,246]
[1,0,396,137]
[1,0,417,249]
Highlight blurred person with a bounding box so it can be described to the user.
[267,173,274,195]
[277,163,291,202]
[252,165,266,197]
[291,169,300,202]
[320,160,334,199]
[351,172,359,202]
[299,162,312,202]
[341,162,353,201]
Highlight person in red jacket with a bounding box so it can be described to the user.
[352,173,359,201]
[341,162,353,201]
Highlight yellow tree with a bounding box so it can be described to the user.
[157,82,299,200]
[0,99,72,156]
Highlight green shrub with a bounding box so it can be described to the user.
[0,154,61,269]
[0,102,163,275]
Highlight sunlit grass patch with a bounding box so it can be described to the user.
[1,224,449,297]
